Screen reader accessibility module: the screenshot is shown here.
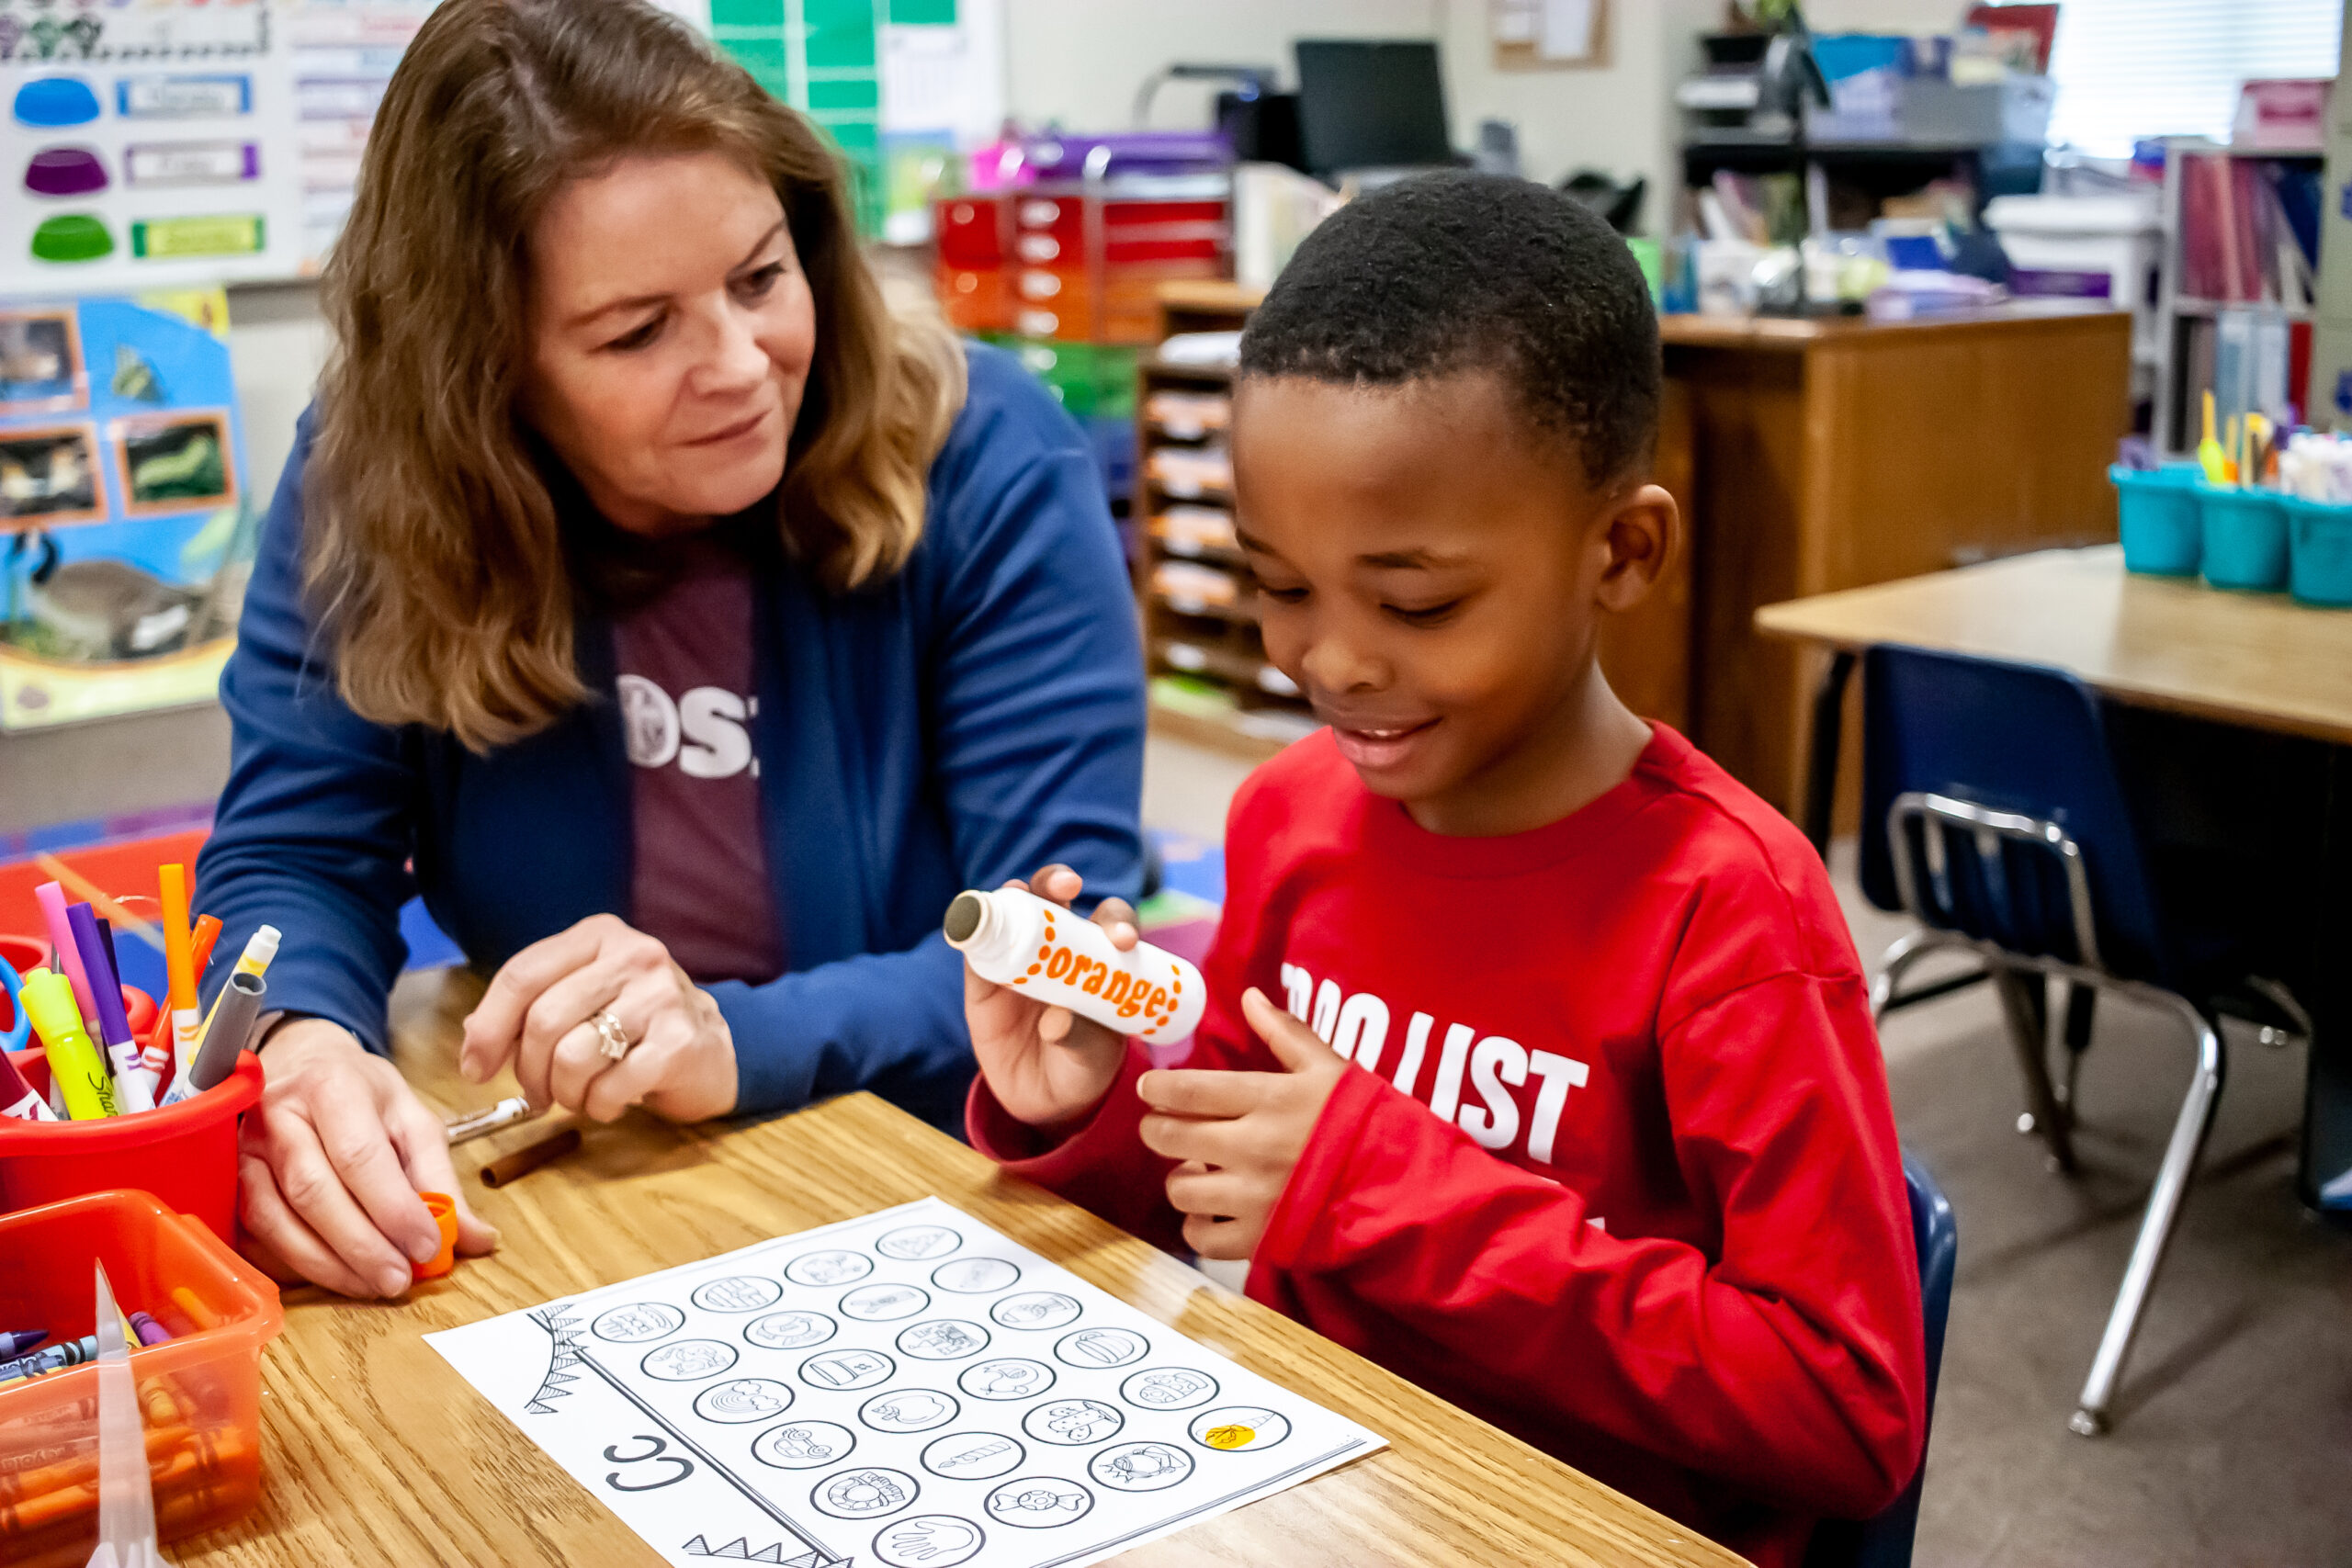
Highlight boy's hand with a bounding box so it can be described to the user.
[964,864,1139,1134]
[1137,987,1348,1261]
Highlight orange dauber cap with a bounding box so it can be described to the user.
[416,1193,459,1280]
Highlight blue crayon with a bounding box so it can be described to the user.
[0,1334,98,1382]
[0,1330,47,1357]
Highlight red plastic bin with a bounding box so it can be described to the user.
[0,1189,283,1567]
[0,1052,263,1246]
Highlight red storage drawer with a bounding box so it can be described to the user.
[934,197,1001,268]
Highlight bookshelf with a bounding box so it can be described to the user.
[2153,137,2324,453]
[1132,282,1314,761]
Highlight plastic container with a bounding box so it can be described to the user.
[2288,496,2352,606]
[2111,464,2203,576]
[0,1052,263,1245]
[0,1190,281,1567]
[2199,484,2290,592]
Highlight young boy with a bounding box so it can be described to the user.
[962,172,1925,1566]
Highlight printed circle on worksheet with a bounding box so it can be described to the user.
[930,1257,1020,1295]
[751,1419,856,1470]
[876,1224,962,1260]
[920,1431,1025,1482]
[811,1465,920,1520]
[871,1516,984,1568]
[1022,1398,1125,1447]
[985,1476,1093,1529]
[590,1302,684,1343]
[641,1339,738,1381]
[956,1358,1055,1402]
[896,1319,990,1360]
[798,1348,896,1392]
[1188,1405,1291,1453]
[745,1310,837,1350]
[858,1388,959,1434]
[692,1378,795,1424]
[1119,1368,1218,1412]
[989,1292,1081,1331]
[690,1274,783,1313]
[784,1248,873,1287]
[840,1282,931,1322]
[1053,1327,1147,1369]
[1089,1440,1194,1493]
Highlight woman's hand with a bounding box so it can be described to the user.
[459,914,738,1123]
[964,864,1137,1133]
[1136,987,1348,1260]
[240,1019,499,1297]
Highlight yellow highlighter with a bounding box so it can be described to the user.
[2198,390,2230,484]
[20,967,118,1120]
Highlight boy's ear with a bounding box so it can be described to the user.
[1594,483,1679,613]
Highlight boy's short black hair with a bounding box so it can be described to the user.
[1238,170,1660,487]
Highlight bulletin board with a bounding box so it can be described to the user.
[0,288,249,729]
[1491,0,1611,70]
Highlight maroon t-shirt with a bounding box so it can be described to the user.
[609,536,786,985]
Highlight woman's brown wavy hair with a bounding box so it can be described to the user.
[308,0,965,751]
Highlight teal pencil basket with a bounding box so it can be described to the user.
[2288,496,2352,607]
[2199,484,2290,592]
[2110,464,2203,576]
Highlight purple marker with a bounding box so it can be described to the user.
[66,903,153,1112]
[0,1330,46,1357]
[129,1312,171,1347]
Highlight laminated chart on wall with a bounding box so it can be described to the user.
[1,0,305,290]
[429,1197,1385,1568]
[282,0,439,270]
[711,0,883,236]
[0,288,252,728]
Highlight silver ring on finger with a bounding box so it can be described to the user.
[592,1007,634,1063]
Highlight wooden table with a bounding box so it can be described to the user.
[1756,545,2352,1208]
[174,969,1746,1568]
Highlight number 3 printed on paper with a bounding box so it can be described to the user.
[605,1434,695,1492]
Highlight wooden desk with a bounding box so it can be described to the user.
[1667,304,2131,818]
[1756,545,2352,1209]
[175,970,1745,1568]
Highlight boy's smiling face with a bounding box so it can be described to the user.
[1232,368,1676,837]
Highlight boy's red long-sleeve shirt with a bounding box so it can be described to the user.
[969,725,1926,1567]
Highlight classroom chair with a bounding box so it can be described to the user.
[1803,1151,1956,1568]
[1857,644,2239,1438]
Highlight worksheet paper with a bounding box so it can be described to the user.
[428,1198,1385,1568]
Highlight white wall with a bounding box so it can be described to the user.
[223,0,1976,501]
[1002,0,1686,206]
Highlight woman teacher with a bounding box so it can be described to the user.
[194,0,1145,1298]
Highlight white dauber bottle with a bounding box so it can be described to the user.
[944,887,1205,1044]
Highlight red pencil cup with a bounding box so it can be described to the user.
[0,1052,264,1245]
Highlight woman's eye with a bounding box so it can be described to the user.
[737,262,786,299]
[1254,582,1307,604]
[605,316,663,353]
[1385,600,1461,626]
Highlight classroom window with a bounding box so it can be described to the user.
[2043,0,2343,157]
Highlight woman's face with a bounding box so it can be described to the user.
[523,150,817,537]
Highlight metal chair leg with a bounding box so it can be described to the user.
[2059,983,2098,1112]
[2070,998,2226,1436]
[1992,964,2075,1170]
